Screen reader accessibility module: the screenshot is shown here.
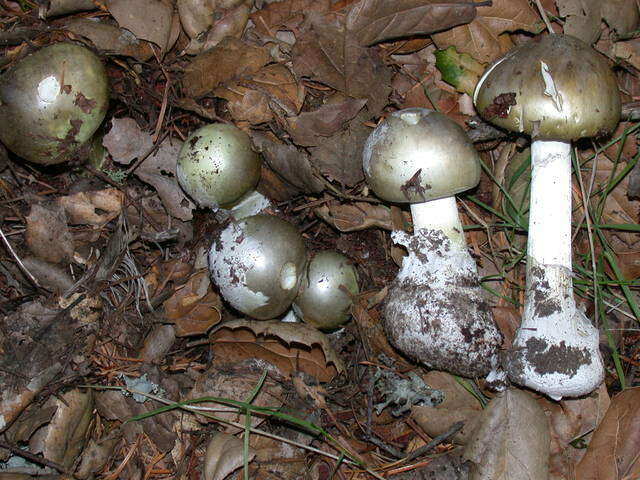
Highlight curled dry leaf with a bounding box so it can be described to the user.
[25,203,74,264]
[42,0,97,17]
[209,319,345,382]
[411,370,483,444]
[286,96,367,146]
[464,389,550,480]
[163,270,222,337]
[315,199,395,232]
[103,118,194,221]
[182,37,271,98]
[346,0,477,46]
[64,18,155,62]
[58,188,124,225]
[178,0,251,54]
[204,432,255,480]
[432,0,541,64]
[184,360,284,433]
[250,131,325,194]
[575,387,640,480]
[291,11,391,116]
[106,0,175,52]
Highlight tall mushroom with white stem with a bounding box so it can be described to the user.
[474,35,621,399]
[363,108,503,378]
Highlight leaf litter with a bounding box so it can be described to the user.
[0,0,639,479]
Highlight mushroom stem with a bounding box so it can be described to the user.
[410,196,466,250]
[507,139,603,400]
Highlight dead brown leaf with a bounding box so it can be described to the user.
[103,118,195,221]
[163,270,222,337]
[286,96,367,146]
[204,433,255,480]
[182,37,271,98]
[214,85,273,124]
[464,389,550,479]
[346,0,477,46]
[614,39,640,71]
[241,63,305,117]
[209,319,345,382]
[314,199,395,232]
[58,188,124,225]
[250,131,325,194]
[25,203,74,264]
[64,18,155,61]
[602,0,640,35]
[106,0,175,52]
[432,0,541,64]
[291,11,391,116]
[575,387,640,480]
[557,0,602,44]
[250,0,331,38]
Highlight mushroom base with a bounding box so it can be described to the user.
[383,229,502,378]
[505,263,603,400]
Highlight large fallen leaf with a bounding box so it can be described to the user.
[25,203,74,264]
[250,131,325,194]
[286,96,367,146]
[557,0,601,44]
[103,118,194,221]
[602,0,640,35]
[575,387,640,480]
[291,11,391,116]
[412,370,483,444]
[464,389,550,480]
[432,0,541,64]
[346,0,477,46]
[163,270,222,336]
[106,0,175,52]
[64,18,155,61]
[182,37,271,98]
[209,319,345,382]
[204,433,255,480]
[184,361,284,433]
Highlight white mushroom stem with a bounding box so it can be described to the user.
[507,139,603,400]
[410,196,466,250]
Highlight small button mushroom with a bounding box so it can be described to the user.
[363,108,502,378]
[209,214,307,319]
[177,123,262,211]
[0,43,109,165]
[292,251,359,330]
[474,34,620,399]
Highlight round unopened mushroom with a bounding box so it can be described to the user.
[363,108,502,378]
[474,34,620,399]
[0,43,108,165]
[209,214,307,319]
[177,123,261,208]
[292,251,359,330]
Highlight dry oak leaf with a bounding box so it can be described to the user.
[182,37,271,98]
[432,0,541,64]
[291,11,391,116]
[575,387,640,480]
[250,0,331,38]
[209,319,345,382]
[346,0,477,47]
[163,270,222,337]
[106,0,176,53]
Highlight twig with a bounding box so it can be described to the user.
[0,224,41,289]
[533,0,554,33]
[403,421,464,463]
[0,438,73,477]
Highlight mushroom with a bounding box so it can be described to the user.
[474,34,620,399]
[363,108,503,378]
[177,123,271,218]
[292,251,360,330]
[209,213,307,320]
[0,43,108,165]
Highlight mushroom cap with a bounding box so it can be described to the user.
[209,214,307,319]
[474,34,621,141]
[177,123,261,209]
[0,43,109,165]
[293,251,359,330]
[363,108,481,204]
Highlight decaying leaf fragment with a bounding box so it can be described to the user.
[25,202,74,264]
[464,389,550,480]
[58,188,124,225]
[346,0,478,46]
[315,199,396,232]
[204,432,255,480]
[209,319,345,382]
